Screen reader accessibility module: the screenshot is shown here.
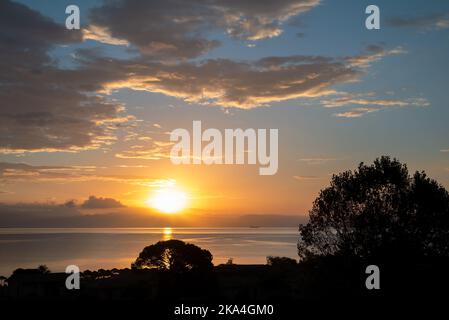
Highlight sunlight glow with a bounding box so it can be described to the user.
[147,188,188,213]
[162,227,173,240]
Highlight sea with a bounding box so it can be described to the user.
[0,227,299,276]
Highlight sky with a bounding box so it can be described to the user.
[0,0,449,224]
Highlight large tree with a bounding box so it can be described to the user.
[298,156,449,261]
[132,239,213,272]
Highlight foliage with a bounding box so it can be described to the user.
[298,156,449,261]
[266,256,297,267]
[132,239,213,272]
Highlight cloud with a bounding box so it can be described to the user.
[298,157,338,164]
[216,0,320,41]
[0,162,68,172]
[0,201,306,227]
[441,149,449,153]
[114,122,173,160]
[0,162,176,189]
[0,162,72,179]
[323,98,406,108]
[81,196,124,209]
[293,175,320,181]
[0,202,81,221]
[115,137,174,160]
[63,200,77,208]
[82,25,129,46]
[0,1,81,51]
[0,0,429,154]
[94,50,390,108]
[344,45,406,68]
[0,1,129,153]
[68,41,416,112]
[322,94,429,109]
[387,12,449,30]
[88,0,320,59]
[322,92,430,118]
[59,44,400,109]
[333,107,379,118]
[115,142,173,160]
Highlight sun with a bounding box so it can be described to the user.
[147,187,188,213]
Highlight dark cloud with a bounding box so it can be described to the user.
[0,202,80,220]
[0,162,168,187]
[0,1,128,153]
[82,47,397,108]
[81,196,125,209]
[0,162,68,172]
[210,0,320,40]
[0,162,73,180]
[0,201,305,227]
[387,12,449,30]
[87,0,320,59]
[63,200,77,208]
[88,0,218,60]
[41,44,400,110]
[0,0,416,155]
[0,0,81,65]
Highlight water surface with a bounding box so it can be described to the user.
[0,227,299,276]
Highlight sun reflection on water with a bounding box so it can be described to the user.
[162,227,173,240]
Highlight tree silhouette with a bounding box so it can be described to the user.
[267,256,297,267]
[132,239,213,272]
[0,276,7,287]
[37,265,50,274]
[298,156,449,261]
[12,265,51,276]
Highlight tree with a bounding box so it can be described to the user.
[12,265,51,276]
[298,156,449,261]
[0,276,7,287]
[38,265,50,274]
[267,256,297,267]
[132,240,213,272]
